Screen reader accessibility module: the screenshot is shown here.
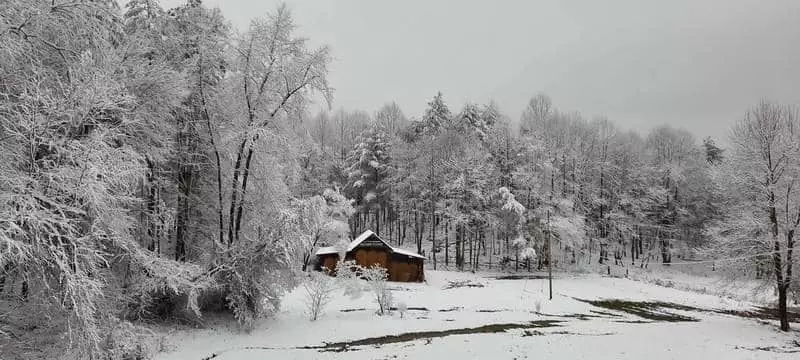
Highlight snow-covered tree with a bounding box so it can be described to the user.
[520,93,553,137]
[419,91,452,135]
[292,189,354,271]
[303,272,336,321]
[374,102,409,136]
[0,1,218,356]
[346,124,392,234]
[224,3,333,246]
[362,265,393,315]
[708,100,799,331]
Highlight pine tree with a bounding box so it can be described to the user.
[420,92,452,135]
[703,136,725,164]
[346,124,392,234]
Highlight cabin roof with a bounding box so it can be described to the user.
[315,246,338,256]
[391,247,425,259]
[346,229,391,251]
[314,230,424,260]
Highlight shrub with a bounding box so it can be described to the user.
[362,265,393,315]
[216,241,296,329]
[397,302,408,319]
[303,272,336,321]
[334,260,364,300]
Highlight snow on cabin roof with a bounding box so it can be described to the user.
[315,230,425,260]
[314,246,338,256]
[391,247,425,259]
[346,230,392,252]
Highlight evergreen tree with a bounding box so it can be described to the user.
[420,91,452,135]
[703,136,725,164]
[346,124,392,234]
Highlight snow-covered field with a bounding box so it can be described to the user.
[157,271,799,360]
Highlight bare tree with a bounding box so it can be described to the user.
[226,4,333,245]
[363,265,393,315]
[520,93,553,136]
[303,272,336,321]
[374,101,408,136]
[710,100,799,331]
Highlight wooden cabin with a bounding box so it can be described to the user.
[314,230,425,282]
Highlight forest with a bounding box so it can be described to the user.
[0,1,797,359]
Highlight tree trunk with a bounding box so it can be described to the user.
[445,220,449,266]
[0,263,9,294]
[571,157,576,195]
[199,53,225,246]
[227,138,248,245]
[661,238,671,264]
[21,280,28,302]
[414,209,420,254]
[375,206,380,235]
[456,225,463,270]
[175,194,187,261]
[550,163,555,201]
[234,144,257,243]
[402,217,406,245]
[430,203,436,261]
[777,284,790,331]
[767,188,790,331]
[468,229,474,271]
[145,156,158,252]
[561,153,566,197]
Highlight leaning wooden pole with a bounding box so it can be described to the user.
[547,210,553,300]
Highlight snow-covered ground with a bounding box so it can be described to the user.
[623,262,778,305]
[157,271,799,360]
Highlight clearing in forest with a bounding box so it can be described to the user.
[157,270,800,360]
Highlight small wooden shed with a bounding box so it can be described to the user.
[314,230,425,282]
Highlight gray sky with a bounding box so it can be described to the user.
[159,0,800,142]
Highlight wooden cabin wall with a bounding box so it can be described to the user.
[353,248,390,269]
[317,249,424,282]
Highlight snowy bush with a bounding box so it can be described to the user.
[335,260,364,299]
[520,247,537,261]
[510,236,531,270]
[216,232,297,329]
[362,265,393,315]
[398,302,408,319]
[303,272,336,321]
[511,236,527,252]
[102,319,165,360]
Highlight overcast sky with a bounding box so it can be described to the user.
[158,0,800,142]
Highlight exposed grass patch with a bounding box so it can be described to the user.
[589,310,623,317]
[438,306,463,312]
[442,280,486,290]
[574,299,700,322]
[576,298,800,324]
[718,307,800,323]
[321,320,563,350]
[492,274,549,280]
[535,312,609,321]
[200,320,564,358]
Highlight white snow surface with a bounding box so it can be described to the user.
[391,247,425,259]
[339,230,423,259]
[157,271,798,360]
[314,246,337,256]
[346,230,383,251]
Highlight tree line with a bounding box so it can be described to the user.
[311,92,723,273]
